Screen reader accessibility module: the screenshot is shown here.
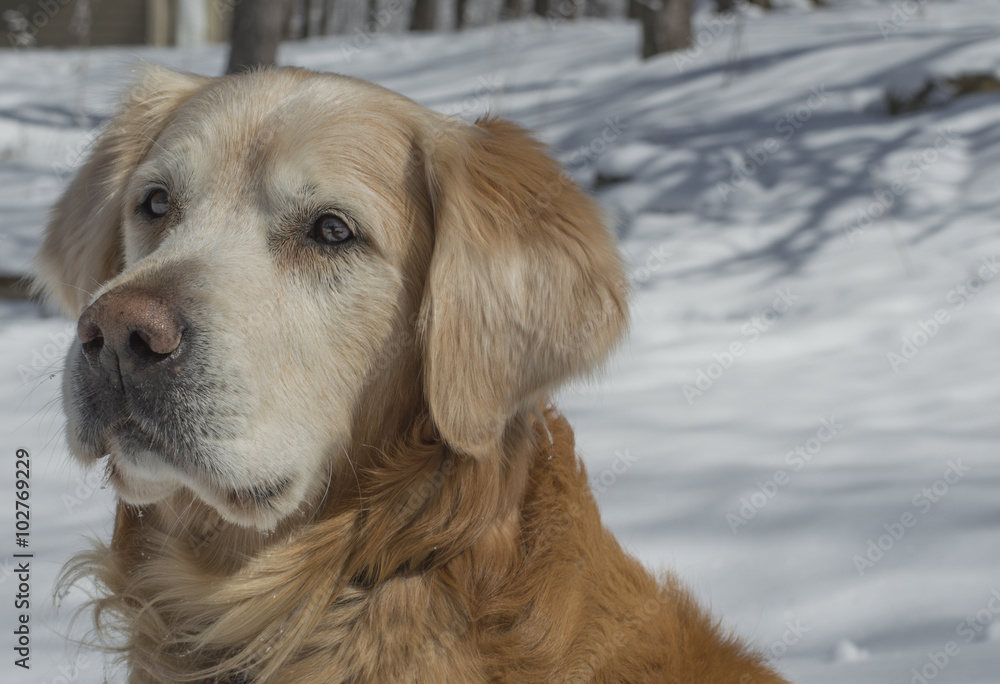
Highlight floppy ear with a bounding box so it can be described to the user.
[33,65,207,317]
[421,117,629,458]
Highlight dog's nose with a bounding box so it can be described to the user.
[78,288,183,368]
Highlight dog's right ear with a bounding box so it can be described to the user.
[418,117,629,458]
[33,65,207,317]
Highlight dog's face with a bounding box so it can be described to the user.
[36,66,627,530]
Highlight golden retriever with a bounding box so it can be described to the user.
[35,65,790,684]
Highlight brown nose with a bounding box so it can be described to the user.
[78,288,183,364]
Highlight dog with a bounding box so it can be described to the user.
[35,65,790,684]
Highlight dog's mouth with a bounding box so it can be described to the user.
[67,366,297,527]
[227,478,293,510]
[104,415,204,469]
[65,324,248,466]
[100,430,300,529]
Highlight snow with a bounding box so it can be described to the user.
[2,1,1000,682]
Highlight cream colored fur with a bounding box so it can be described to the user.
[38,65,789,684]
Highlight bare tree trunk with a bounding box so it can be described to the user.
[627,0,641,20]
[715,0,735,12]
[411,0,437,30]
[322,0,337,33]
[640,0,692,60]
[286,0,305,38]
[306,0,323,35]
[747,0,772,8]
[455,0,467,28]
[536,0,581,19]
[228,0,286,73]
[504,0,523,18]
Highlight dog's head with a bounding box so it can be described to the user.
[36,65,627,529]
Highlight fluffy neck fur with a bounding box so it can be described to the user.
[68,403,537,683]
[67,408,786,684]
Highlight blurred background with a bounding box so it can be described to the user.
[1,1,999,682]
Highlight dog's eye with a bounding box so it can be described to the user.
[142,188,171,218]
[310,214,354,246]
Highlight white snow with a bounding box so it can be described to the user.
[2,1,1000,682]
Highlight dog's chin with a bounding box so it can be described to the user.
[110,464,303,531]
[195,475,306,531]
[87,436,307,531]
[107,459,183,506]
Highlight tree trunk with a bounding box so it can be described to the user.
[410,0,437,30]
[306,0,323,35]
[455,0,468,29]
[176,0,208,47]
[640,0,692,60]
[535,0,581,19]
[286,0,305,38]
[715,0,735,12]
[228,0,286,74]
[504,0,523,18]
[324,0,333,34]
[747,0,772,8]
[322,0,338,34]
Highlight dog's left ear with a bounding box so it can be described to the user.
[420,117,629,458]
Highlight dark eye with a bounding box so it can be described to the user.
[143,188,171,218]
[309,214,354,246]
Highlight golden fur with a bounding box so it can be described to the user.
[37,65,790,683]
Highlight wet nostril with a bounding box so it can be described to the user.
[128,331,163,360]
[78,318,102,344]
[78,317,104,357]
[81,336,104,356]
[128,329,178,361]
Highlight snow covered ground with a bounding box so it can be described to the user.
[3,1,1000,681]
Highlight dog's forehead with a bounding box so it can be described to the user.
[153,72,425,199]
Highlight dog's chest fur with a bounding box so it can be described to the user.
[90,414,784,684]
